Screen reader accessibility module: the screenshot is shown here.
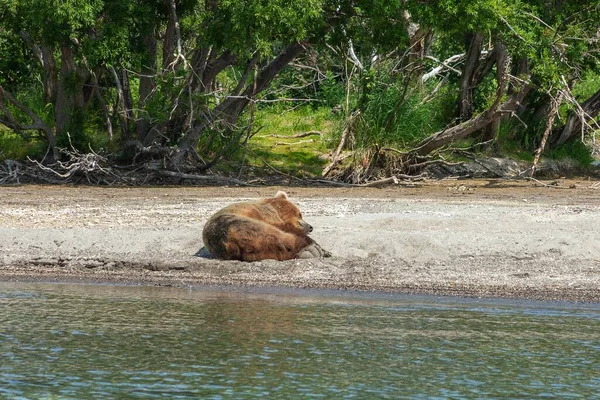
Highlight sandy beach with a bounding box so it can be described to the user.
[1,180,599,302]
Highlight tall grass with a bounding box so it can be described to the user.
[0,126,46,161]
[353,82,456,150]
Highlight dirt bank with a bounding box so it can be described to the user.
[1,179,599,302]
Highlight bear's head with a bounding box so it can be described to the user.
[267,191,313,235]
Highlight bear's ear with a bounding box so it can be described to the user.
[275,191,289,200]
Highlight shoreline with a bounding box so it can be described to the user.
[1,271,599,303]
[1,181,599,303]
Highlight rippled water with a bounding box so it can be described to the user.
[1,283,599,399]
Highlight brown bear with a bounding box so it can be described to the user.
[202,191,331,261]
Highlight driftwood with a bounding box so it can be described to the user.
[311,175,422,188]
[274,139,315,146]
[269,131,321,139]
[156,169,252,186]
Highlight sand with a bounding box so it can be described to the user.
[1,180,599,302]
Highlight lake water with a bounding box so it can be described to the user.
[1,283,598,399]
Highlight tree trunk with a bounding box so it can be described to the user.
[403,10,432,85]
[410,69,528,158]
[0,85,58,160]
[171,41,307,166]
[121,69,135,140]
[41,46,58,104]
[163,12,176,70]
[110,66,131,139]
[458,32,484,121]
[220,42,306,123]
[531,90,564,176]
[137,32,157,142]
[200,50,237,92]
[54,45,85,143]
[411,41,515,157]
[553,88,600,146]
[18,32,58,105]
[479,42,508,144]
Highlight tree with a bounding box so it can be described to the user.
[0,0,327,167]
[1,0,598,182]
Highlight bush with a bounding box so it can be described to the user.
[550,140,595,167]
[353,82,456,149]
[0,127,46,161]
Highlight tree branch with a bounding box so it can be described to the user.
[0,85,57,159]
[531,89,565,176]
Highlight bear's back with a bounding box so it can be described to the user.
[211,199,281,225]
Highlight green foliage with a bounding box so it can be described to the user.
[352,77,456,149]
[572,71,600,101]
[234,105,335,175]
[1,0,599,177]
[202,0,324,58]
[0,30,30,89]
[495,120,534,162]
[0,126,46,160]
[330,0,408,58]
[319,71,346,108]
[1,0,104,45]
[550,140,595,167]
[407,0,505,33]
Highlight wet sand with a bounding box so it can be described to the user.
[1,180,599,302]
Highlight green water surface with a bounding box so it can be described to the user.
[0,283,598,399]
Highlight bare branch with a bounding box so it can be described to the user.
[232,55,259,96]
[531,89,565,176]
[0,85,57,159]
[323,110,359,177]
[156,169,253,186]
[268,131,322,139]
[422,54,464,82]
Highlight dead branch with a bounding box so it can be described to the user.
[0,160,64,184]
[226,96,321,103]
[28,150,110,180]
[269,131,322,139]
[409,62,528,159]
[380,147,408,155]
[531,89,565,176]
[420,73,449,104]
[26,134,115,183]
[409,159,464,170]
[0,160,20,184]
[155,169,252,186]
[523,177,576,189]
[555,76,600,145]
[309,176,422,187]
[361,176,399,187]
[274,139,316,146]
[323,110,359,177]
[0,85,57,159]
[422,54,464,82]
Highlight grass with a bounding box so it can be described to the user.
[0,125,47,161]
[238,105,340,177]
[353,84,456,150]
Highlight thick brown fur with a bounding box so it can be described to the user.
[202,191,331,261]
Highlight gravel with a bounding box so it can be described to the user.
[1,180,599,302]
